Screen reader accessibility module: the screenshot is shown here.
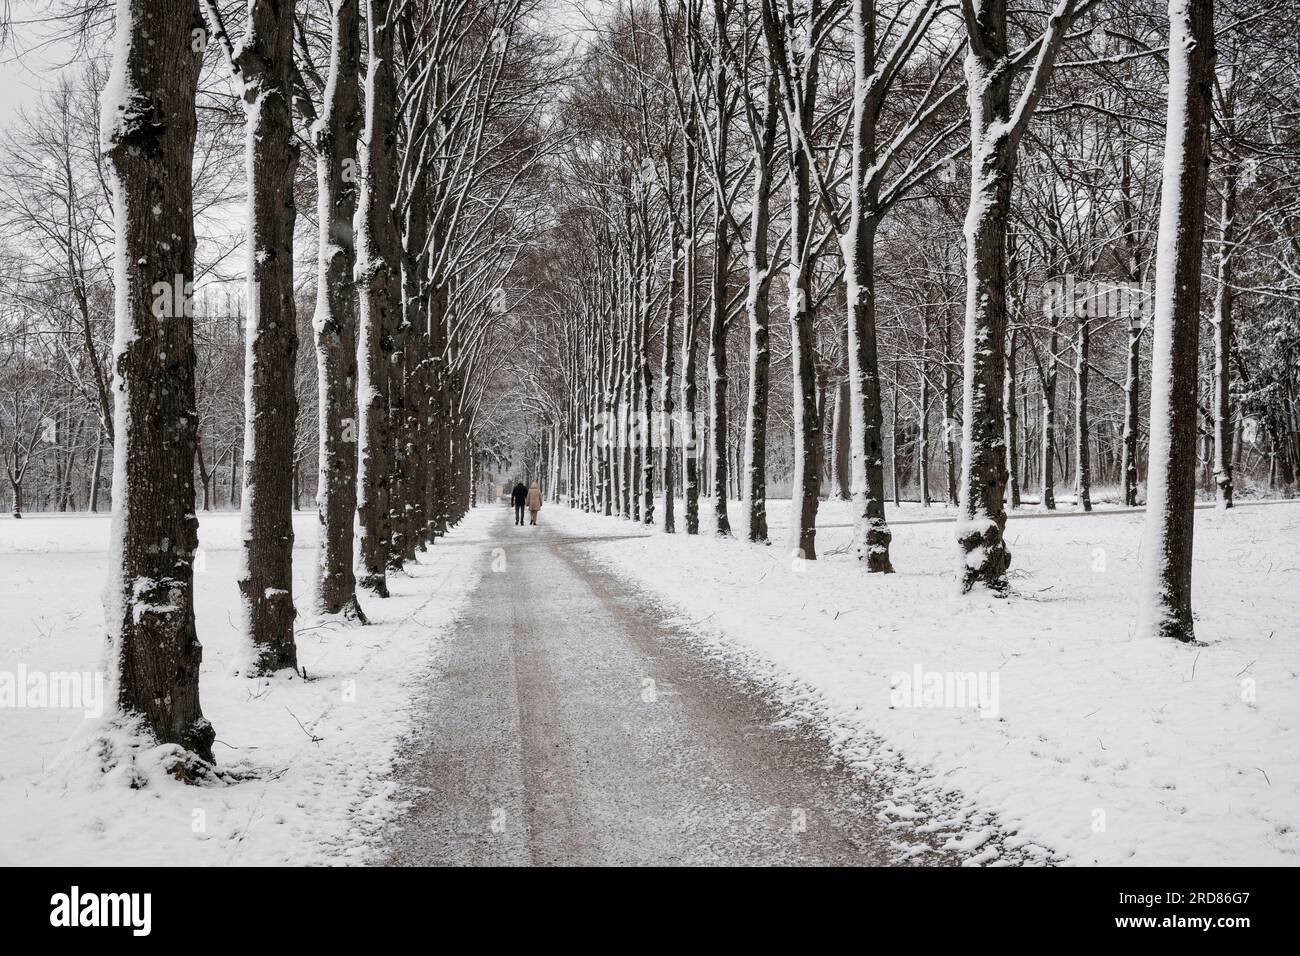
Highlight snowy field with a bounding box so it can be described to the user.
[2,498,1296,866]
[554,497,1300,866]
[0,509,492,865]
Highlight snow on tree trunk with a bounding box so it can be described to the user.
[956,0,1077,591]
[787,152,821,561]
[428,275,450,538]
[1121,321,1142,506]
[1073,311,1091,511]
[742,74,777,544]
[662,209,677,534]
[830,380,850,501]
[100,0,214,761]
[1138,0,1215,642]
[841,0,893,572]
[707,9,731,537]
[311,0,365,622]
[638,232,655,525]
[844,226,893,571]
[355,0,399,597]
[1212,140,1237,508]
[707,189,731,537]
[943,321,957,503]
[681,131,700,535]
[956,17,1015,590]
[397,19,430,559]
[1004,326,1021,508]
[236,0,300,674]
[1040,318,1058,510]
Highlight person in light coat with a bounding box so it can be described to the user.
[526,481,543,525]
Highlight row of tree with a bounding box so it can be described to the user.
[492,0,1297,646]
[3,0,1297,765]
[81,0,554,765]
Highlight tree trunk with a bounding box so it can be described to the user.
[638,235,655,525]
[942,315,957,504]
[841,0,893,571]
[662,210,677,533]
[741,82,775,543]
[237,0,300,674]
[1004,326,1021,508]
[919,364,931,507]
[1040,320,1058,510]
[197,441,211,512]
[1138,0,1215,642]
[1121,321,1141,505]
[88,429,104,513]
[891,363,900,507]
[1212,154,1237,508]
[101,0,214,761]
[311,0,364,621]
[355,0,399,597]
[1074,314,1091,511]
[831,381,851,501]
[957,0,1076,590]
[787,156,820,561]
[707,223,730,535]
[681,131,700,535]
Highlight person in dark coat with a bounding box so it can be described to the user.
[511,480,528,525]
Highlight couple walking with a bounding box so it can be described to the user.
[511,480,543,526]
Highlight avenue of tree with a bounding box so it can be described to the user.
[0,0,1295,761]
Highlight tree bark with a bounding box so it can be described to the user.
[742,75,777,543]
[1040,319,1058,510]
[101,0,214,761]
[956,0,1076,590]
[831,380,851,501]
[706,6,731,537]
[1138,0,1215,642]
[681,130,700,535]
[355,0,399,597]
[88,428,104,513]
[841,0,893,571]
[1121,321,1142,505]
[1074,312,1091,511]
[662,209,677,533]
[312,0,365,620]
[1212,151,1237,508]
[1004,326,1021,508]
[237,0,300,674]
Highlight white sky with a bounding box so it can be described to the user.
[0,0,602,124]
[0,1,92,119]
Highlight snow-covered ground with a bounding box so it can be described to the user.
[552,496,1300,866]
[3,497,1296,866]
[0,509,491,865]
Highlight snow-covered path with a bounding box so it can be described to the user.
[386,506,949,866]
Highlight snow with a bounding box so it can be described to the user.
[549,497,1300,866]
[0,508,491,865]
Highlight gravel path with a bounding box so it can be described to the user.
[386,507,941,866]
